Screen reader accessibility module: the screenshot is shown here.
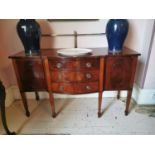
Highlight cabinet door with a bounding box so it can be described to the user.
[104,56,137,90]
[15,59,47,91]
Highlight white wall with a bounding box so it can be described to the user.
[144,31,155,89]
[0,19,23,87]
[39,19,108,48]
[125,19,154,88]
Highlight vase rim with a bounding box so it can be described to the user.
[20,19,35,22]
[109,19,128,21]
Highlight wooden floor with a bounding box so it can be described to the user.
[1,98,155,135]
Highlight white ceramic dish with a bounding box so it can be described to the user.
[57,48,92,56]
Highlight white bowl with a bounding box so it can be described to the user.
[57,48,92,56]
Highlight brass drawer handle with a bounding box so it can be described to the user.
[86,85,91,90]
[58,74,62,80]
[118,79,123,86]
[56,63,62,68]
[27,62,33,66]
[59,85,64,91]
[86,73,92,79]
[113,62,121,68]
[86,62,92,68]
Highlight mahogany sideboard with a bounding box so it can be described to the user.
[9,47,140,118]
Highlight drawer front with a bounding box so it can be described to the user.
[16,59,47,91]
[49,58,100,70]
[105,57,137,90]
[50,70,99,82]
[51,82,99,94]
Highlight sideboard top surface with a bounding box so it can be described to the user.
[9,47,140,59]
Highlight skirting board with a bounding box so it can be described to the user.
[5,84,155,106]
[132,84,155,105]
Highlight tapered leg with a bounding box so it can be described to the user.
[49,91,56,118]
[98,91,103,118]
[117,90,120,99]
[125,90,132,116]
[20,91,30,117]
[35,92,40,101]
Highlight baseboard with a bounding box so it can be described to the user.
[132,84,155,105]
[7,84,155,106]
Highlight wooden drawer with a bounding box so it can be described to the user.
[104,56,137,90]
[49,58,100,70]
[15,59,47,91]
[50,70,99,82]
[51,82,99,94]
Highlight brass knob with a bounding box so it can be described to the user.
[58,74,62,80]
[117,79,123,86]
[86,85,91,90]
[86,62,92,68]
[56,63,62,68]
[27,62,33,66]
[86,73,92,79]
[59,85,64,91]
[113,62,121,68]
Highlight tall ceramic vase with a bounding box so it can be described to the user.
[106,19,129,54]
[16,19,41,55]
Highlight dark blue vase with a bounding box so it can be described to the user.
[106,19,129,53]
[17,19,41,55]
